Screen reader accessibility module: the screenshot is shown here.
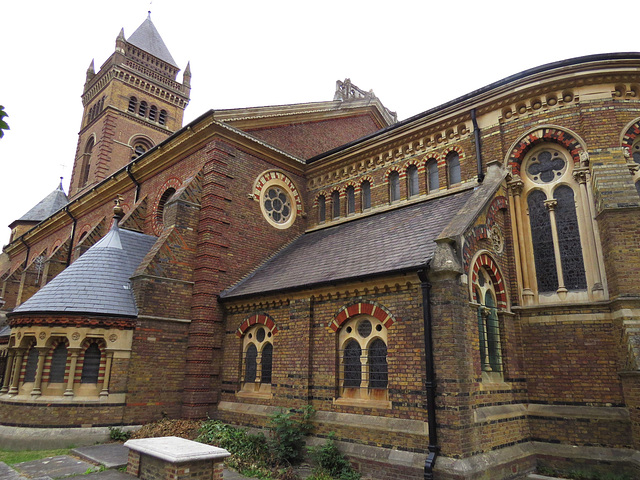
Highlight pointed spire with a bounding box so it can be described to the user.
[85,59,95,84]
[127,15,178,67]
[183,61,191,88]
[115,28,126,55]
[118,28,125,40]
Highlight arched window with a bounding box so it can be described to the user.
[407,165,419,197]
[346,186,356,215]
[149,105,157,122]
[318,195,326,223]
[389,171,400,202]
[332,190,340,219]
[426,158,439,192]
[131,138,153,160]
[473,265,503,375]
[159,110,167,125]
[241,324,274,395]
[79,138,94,188]
[156,187,176,228]
[361,180,371,210]
[446,151,461,185]
[338,316,388,402]
[81,343,101,384]
[128,96,138,113]
[23,345,39,383]
[49,343,67,383]
[138,101,148,117]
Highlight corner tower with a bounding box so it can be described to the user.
[69,14,190,198]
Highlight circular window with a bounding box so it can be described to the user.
[263,187,292,224]
[526,148,567,184]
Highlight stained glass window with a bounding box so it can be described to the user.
[527,149,566,183]
[332,190,340,219]
[261,343,273,385]
[369,339,388,388]
[484,292,502,372]
[389,171,400,202]
[244,344,257,383]
[318,195,326,222]
[447,152,461,185]
[347,186,355,214]
[343,340,362,387]
[554,186,587,290]
[361,181,371,210]
[81,343,101,384]
[407,165,419,197]
[528,190,558,293]
[264,186,292,224]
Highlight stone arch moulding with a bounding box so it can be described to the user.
[505,125,587,175]
[620,117,640,149]
[152,177,182,235]
[236,313,279,338]
[469,251,508,310]
[252,170,303,216]
[328,301,398,332]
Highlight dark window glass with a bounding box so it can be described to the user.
[261,343,273,384]
[447,152,461,185]
[427,159,439,192]
[369,339,388,388]
[389,171,400,202]
[361,181,371,210]
[318,195,326,222]
[24,347,39,383]
[50,344,67,383]
[528,190,558,292]
[81,343,101,384]
[159,110,167,125]
[636,181,640,196]
[80,138,94,187]
[343,340,362,387]
[332,191,340,219]
[139,101,147,117]
[156,188,175,225]
[346,186,355,214]
[554,186,587,290]
[484,292,502,372]
[149,105,157,122]
[128,97,137,113]
[245,344,257,383]
[407,165,419,197]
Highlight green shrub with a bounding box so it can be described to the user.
[108,426,131,442]
[309,433,360,480]
[268,406,314,466]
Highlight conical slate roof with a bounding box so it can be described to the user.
[12,222,156,317]
[11,182,68,226]
[127,14,178,68]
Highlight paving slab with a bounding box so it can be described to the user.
[72,443,129,469]
[14,455,97,479]
[0,461,28,480]
[82,470,134,479]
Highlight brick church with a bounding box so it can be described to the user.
[1,15,640,479]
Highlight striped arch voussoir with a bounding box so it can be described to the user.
[328,302,398,332]
[471,253,507,309]
[622,120,640,149]
[236,314,278,338]
[508,128,583,176]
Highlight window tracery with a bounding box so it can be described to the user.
[241,324,274,396]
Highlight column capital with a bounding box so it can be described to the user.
[507,175,524,196]
[573,168,589,184]
[544,199,558,211]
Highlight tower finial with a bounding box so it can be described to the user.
[59,177,64,191]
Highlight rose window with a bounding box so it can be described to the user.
[263,187,292,224]
[526,149,567,183]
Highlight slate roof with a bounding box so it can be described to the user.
[221,189,474,300]
[12,184,68,226]
[127,14,179,68]
[12,223,156,317]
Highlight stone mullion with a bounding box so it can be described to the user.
[544,199,567,296]
[65,348,80,396]
[8,349,25,394]
[1,350,15,393]
[30,347,48,396]
[100,351,114,396]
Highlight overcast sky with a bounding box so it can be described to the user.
[0,0,634,246]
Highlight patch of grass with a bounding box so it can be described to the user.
[0,448,71,465]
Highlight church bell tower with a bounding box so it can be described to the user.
[69,14,191,199]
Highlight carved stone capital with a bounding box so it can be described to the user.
[507,175,524,196]
[573,169,588,184]
[544,199,558,211]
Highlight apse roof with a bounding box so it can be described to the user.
[127,14,178,68]
[11,182,68,227]
[12,222,156,317]
[220,188,474,300]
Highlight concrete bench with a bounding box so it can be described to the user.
[124,436,231,480]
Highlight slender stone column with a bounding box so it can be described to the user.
[31,347,48,396]
[1,350,15,393]
[65,348,80,396]
[508,177,534,303]
[8,349,25,395]
[100,351,114,396]
[544,199,567,297]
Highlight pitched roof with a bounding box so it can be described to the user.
[220,189,474,300]
[12,222,156,317]
[127,14,178,68]
[11,183,68,226]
